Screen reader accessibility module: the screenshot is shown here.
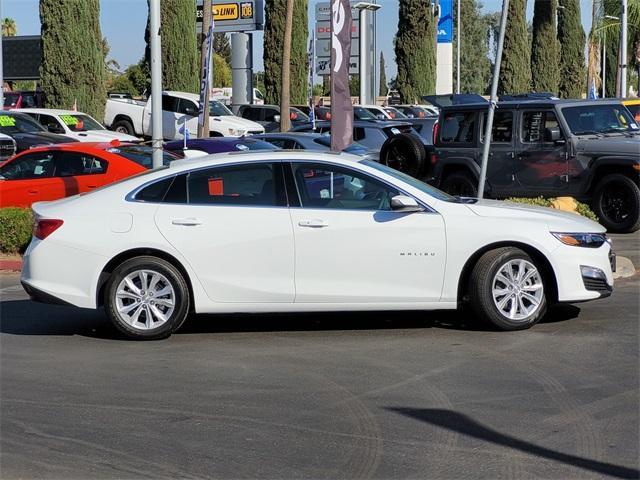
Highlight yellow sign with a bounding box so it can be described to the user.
[240,3,253,19]
[213,3,239,21]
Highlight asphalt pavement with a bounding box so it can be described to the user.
[1,272,638,479]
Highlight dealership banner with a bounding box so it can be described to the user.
[437,0,453,43]
[330,0,353,151]
[198,19,214,127]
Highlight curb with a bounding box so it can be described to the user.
[0,258,22,272]
[613,256,636,280]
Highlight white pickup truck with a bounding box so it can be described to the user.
[104,91,264,139]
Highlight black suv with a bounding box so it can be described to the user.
[430,99,640,233]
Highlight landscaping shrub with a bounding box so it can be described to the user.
[0,208,33,254]
[506,197,599,222]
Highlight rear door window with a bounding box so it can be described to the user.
[481,111,514,143]
[440,111,476,144]
[161,95,180,113]
[56,152,107,176]
[0,152,56,179]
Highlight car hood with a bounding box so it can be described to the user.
[464,199,605,233]
[11,132,78,150]
[214,115,265,133]
[70,129,140,142]
[575,135,640,156]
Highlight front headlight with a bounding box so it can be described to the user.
[551,232,607,248]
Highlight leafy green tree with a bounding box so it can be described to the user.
[264,0,309,104]
[379,51,387,96]
[395,0,437,102]
[40,0,107,119]
[531,0,560,93]
[349,75,360,97]
[213,33,232,65]
[144,0,199,93]
[558,0,586,98]
[454,0,492,94]
[498,0,531,94]
[213,53,232,87]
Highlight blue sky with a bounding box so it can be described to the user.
[4,0,593,79]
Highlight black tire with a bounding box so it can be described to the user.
[469,247,547,331]
[112,119,135,136]
[441,171,478,197]
[380,132,426,178]
[592,174,640,233]
[104,256,190,340]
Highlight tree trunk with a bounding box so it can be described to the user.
[280,0,294,132]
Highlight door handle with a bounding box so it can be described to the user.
[171,218,203,226]
[28,189,38,195]
[298,219,329,228]
[87,184,97,189]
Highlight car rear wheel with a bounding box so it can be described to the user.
[380,133,426,178]
[441,171,478,197]
[592,174,640,233]
[104,256,190,340]
[469,247,547,331]
[112,119,135,136]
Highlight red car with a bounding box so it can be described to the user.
[0,141,178,208]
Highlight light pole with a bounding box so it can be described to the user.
[0,0,4,108]
[456,0,460,94]
[620,0,628,97]
[355,2,381,105]
[602,14,619,98]
[149,0,163,169]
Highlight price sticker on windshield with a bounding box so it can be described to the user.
[0,116,16,127]
[60,115,79,126]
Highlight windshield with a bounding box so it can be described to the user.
[59,114,104,132]
[290,107,309,122]
[362,160,456,202]
[3,93,20,108]
[209,100,233,116]
[0,113,46,134]
[625,104,640,123]
[353,107,376,120]
[106,145,179,169]
[562,104,639,135]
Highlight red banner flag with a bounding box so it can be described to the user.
[330,0,353,152]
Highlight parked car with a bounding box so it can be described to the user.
[21,150,614,340]
[355,105,437,144]
[237,104,309,132]
[0,133,17,162]
[623,98,640,123]
[0,141,179,207]
[430,99,640,232]
[0,111,77,152]
[104,91,264,139]
[252,132,379,161]
[164,137,278,158]
[394,105,437,119]
[3,91,45,110]
[19,108,140,143]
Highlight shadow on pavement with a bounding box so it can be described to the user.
[387,407,639,480]
[0,298,581,339]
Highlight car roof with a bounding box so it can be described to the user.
[13,141,141,155]
[255,132,325,139]
[441,98,628,112]
[13,108,93,116]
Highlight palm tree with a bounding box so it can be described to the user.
[279,0,294,132]
[2,18,17,37]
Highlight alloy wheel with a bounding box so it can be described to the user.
[115,269,175,330]
[491,259,544,322]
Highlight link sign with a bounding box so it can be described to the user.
[196,0,264,33]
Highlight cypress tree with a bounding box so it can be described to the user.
[530,0,560,93]
[144,0,199,93]
[557,0,586,98]
[40,0,106,119]
[379,51,387,96]
[498,0,531,95]
[454,0,492,94]
[264,0,308,105]
[395,0,437,103]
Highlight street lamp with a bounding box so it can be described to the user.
[354,2,381,105]
[602,14,619,98]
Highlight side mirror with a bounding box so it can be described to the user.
[545,127,563,143]
[273,114,281,123]
[390,195,424,213]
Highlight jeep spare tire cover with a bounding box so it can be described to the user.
[380,133,426,178]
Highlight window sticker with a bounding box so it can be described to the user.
[60,115,79,126]
[0,116,16,127]
[208,177,224,196]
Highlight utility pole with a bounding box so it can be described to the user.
[0,0,4,108]
[477,0,509,199]
[456,0,460,94]
[620,0,627,97]
[149,0,163,169]
[198,0,213,138]
[280,0,294,132]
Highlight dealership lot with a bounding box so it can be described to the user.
[1,269,638,479]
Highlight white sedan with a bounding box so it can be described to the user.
[21,151,614,340]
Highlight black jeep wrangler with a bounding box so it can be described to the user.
[429,99,640,233]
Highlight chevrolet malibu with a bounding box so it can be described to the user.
[21,151,614,340]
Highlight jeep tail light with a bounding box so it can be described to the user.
[432,120,439,143]
[34,219,64,240]
[430,153,438,165]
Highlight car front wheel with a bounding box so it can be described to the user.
[469,247,547,330]
[104,256,190,340]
